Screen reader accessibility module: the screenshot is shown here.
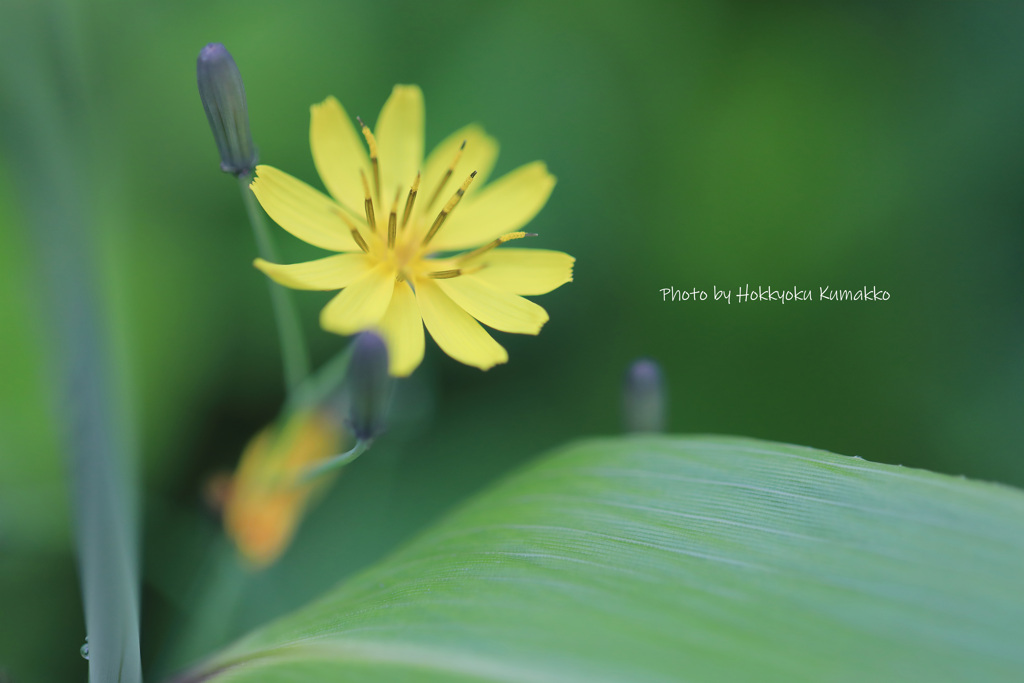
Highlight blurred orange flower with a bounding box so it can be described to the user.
[222,409,345,568]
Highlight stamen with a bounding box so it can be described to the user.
[329,207,370,253]
[401,173,420,229]
[457,231,535,262]
[427,269,463,279]
[387,188,400,249]
[426,139,466,209]
[422,170,477,246]
[356,116,381,203]
[428,264,483,279]
[360,169,376,232]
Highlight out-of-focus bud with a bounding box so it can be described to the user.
[343,332,393,441]
[223,409,344,568]
[196,42,257,176]
[623,358,667,433]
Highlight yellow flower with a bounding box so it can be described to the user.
[251,85,574,376]
[223,410,344,568]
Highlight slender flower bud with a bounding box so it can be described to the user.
[197,42,257,176]
[344,332,393,441]
[623,358,667,433]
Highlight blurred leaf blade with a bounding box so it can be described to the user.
[0,3,142,681]
[184,436,1024,683]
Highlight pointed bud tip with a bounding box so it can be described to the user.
[199,42,230,62]
[628,358,662,386]
[352,331,389,368]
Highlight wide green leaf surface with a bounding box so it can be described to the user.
[189,436,1024,682]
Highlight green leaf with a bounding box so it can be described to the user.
[182,436,1024,683]
[1,5,142,681]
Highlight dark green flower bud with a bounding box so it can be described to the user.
[197,43,257,176]
[623,358,667,433]
[344,332,393,441]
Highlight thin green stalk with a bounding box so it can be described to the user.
[301,439,373,481]
[238,175,310,395]
[285,342,355,415]
[159,539,251,679]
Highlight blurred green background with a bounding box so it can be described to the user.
[2,0,1023,681]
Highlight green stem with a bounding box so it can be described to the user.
[285,342,355,415]
[302,439,373,481]
[238,175,311,395]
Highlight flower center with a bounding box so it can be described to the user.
[342,121,535,283]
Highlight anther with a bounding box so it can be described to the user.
[330,206,370,253]
[357,116,381,202]
[401,173,420,229]
[428,264,483,279]
[426,139,466,209]
[360,169,377,232]
[422,170,477,246]
[387,188,400,249]
[457,231,535,262]
[427,269,462,279]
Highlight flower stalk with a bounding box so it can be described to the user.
[239,173,311,395]
[301,439,372,482]
[197,42,311,395]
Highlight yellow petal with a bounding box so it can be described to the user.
[435,276,548,335]
[375,280,424,377]
[421,124,499,212]
[310,96,371,214]
[251,166,360,252]
[374,85,424,202]
[415,278,508,370]
[320,263,396,335]
[253,254,372,291]
[429,161,556,251]
[469,248,575,295]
